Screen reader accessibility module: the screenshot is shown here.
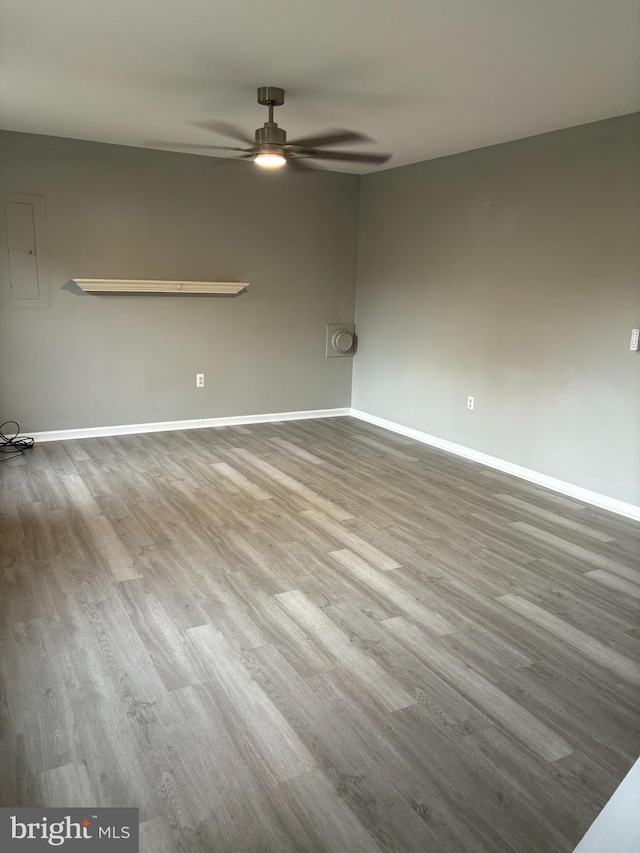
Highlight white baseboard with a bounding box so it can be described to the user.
[350,409,640,522]
[27,405,639,522]
[29,408,351,443]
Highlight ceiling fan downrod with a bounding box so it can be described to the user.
[255,86,287,148]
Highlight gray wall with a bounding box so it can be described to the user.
[2,118,639,506]
[353,114,640,505]
[0,132,359,431]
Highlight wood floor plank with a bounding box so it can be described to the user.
[283,768,383,852]
[187,624,316,781]
[211,461,273,501]
[498,594,640,685]
[324,601,494,736]
[584,568,640,599]
[39,762,97,807]
[493,494,616,542]
[303,510,403,570]
[138,818,177,853]
[117,580,206,691]
[242,643,446,852]
[0,618,75,773]
[381,616,574,762]
[305,667,522,853]
[224,572,336,676]
[230,448,353,520]
[269,437,326,466]
[329,549,453,635]
[509,522,638,574]
[458,726,592,852]
[274,589,416,712]
[82,514,143,582]
[137,685,256,849]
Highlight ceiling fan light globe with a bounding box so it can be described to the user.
[254,153,286,168]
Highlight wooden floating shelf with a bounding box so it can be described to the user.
[72,279,249,294]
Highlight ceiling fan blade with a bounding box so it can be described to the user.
[286,156,315,171]
[190,120,255,145]
[146,140,251,152]
[306,149,391,164]
[287,129,371,148]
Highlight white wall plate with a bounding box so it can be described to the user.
[326,323,356,357]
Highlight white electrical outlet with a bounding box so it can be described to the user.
[630,329,640,351]
[467,396,475,410]
[196,373,205,388]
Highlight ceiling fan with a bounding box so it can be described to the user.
[149,87,391,170]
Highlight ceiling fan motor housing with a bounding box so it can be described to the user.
[257,86,285,106]
[255,123,286,147]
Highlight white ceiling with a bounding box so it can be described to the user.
[1,0,639,173]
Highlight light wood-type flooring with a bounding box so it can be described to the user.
[1,416,639,852]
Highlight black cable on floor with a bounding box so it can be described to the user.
[0,421,35,461]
